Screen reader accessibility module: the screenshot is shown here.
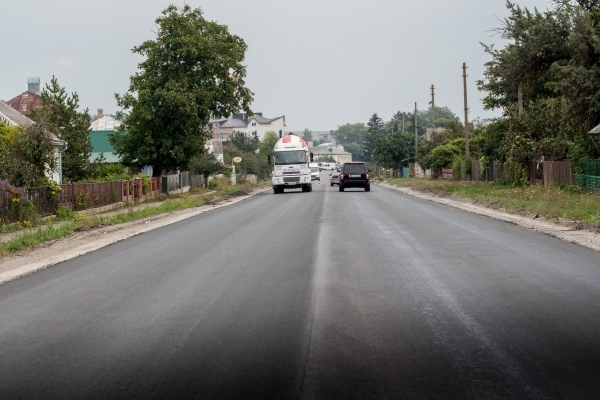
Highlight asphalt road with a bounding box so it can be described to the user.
[2,172,600,399]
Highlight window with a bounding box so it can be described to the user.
[252,122,256,126]
[252,131,257,137]
[279,130,282,138]
[220,132,224,140]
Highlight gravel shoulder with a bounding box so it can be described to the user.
[377,181,600,252]
[0,187,269,284]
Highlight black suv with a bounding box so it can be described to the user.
[339,162,370,192]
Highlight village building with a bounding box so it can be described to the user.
[0,100,66,183]
[89,108,122,163]
[208,113,285,142]
[6,77,42,116]
[312,145,352,164]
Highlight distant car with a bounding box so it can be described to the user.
[310,166,320,181]
[339,162,370,192]
[330,170,340,186]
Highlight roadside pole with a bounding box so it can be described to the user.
[462,63,470,159]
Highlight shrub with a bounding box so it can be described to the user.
[0,180,38,225]
[46,181,63,201]
[208,179,218,190]
[55,205,74,219]
[73,191,89,210]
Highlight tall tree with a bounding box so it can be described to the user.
[333,123,368,161]
[259,131,279,157]
[111,5,254,175]
[363,113,384,161]
[478,1,600,163]
[32,76,91,182]
[302,128,313,141]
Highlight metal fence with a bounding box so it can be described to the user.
[575,160,600,189]
[190,174,205,188]
[161,174,181,193]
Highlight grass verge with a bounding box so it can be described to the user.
[385,178,600,226]
[0,182,267,257]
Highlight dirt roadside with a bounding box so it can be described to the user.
[377,181,600,252]
[0,187,270,285]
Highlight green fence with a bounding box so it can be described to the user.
[574,160,600,189]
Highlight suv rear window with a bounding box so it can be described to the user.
[343,163,367,173]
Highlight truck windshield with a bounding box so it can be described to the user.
[274,150,306,165]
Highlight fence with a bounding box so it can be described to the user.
[2,171,198,224]
[575,160,600,189]
[190,174,205,188]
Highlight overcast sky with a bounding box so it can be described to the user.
[1,0,551,131]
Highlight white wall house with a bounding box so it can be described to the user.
[208,113,286,142]
[0,101,66,183]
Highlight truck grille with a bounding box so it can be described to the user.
[283,177,300,183]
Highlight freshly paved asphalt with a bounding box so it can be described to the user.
[1,172,600,399]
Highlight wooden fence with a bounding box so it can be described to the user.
[530,160,573,186]
[2,172,205,224]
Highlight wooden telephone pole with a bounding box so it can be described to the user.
[414,102,418,166]
[462,63,470,159]
[516,37,524,117]
[431,84,436,129]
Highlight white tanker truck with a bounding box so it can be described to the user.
[269,133,314,194]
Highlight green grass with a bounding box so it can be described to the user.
[386,178,600,225]
[0,182,267,257]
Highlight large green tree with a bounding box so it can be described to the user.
[111,5,254,175]
[333,123,368,161]
[32,76,91,182]
[478,1,600,164]
[373,131,414,170]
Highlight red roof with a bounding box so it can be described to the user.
[6,91,42,115]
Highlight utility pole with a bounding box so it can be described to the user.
[431,84,436,129]
[414,102,418,167]
[516,37,523,117]
[402,112,405,133]
[463,62,470,159]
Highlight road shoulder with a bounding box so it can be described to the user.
[376,181,600,252]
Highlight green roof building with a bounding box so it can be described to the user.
[89,108,122,163]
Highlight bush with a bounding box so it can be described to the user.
[55,205,74,219]
[208,179,218,190]
[0,180,38,225]
[73,191,89,210]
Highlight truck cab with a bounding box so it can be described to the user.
[269,134,314,194]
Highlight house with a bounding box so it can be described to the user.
[6,77,42,116]
[208,112,286,142]
[89,108,121,163]
[0,100,66,183]
[312,145,352,164]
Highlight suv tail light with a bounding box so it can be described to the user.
[366,173,370,179]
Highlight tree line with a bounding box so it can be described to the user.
[332,1,600,182]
